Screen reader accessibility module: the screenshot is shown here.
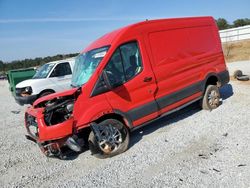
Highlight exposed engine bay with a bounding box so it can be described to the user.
[43,97,74,126]
[34,88,81,126]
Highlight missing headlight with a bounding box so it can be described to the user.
[44,99,74,126]
[16,86,33,97]
[66,103,74,113]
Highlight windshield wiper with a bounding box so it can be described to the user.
[71,83,80,88]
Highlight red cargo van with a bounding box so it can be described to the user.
[25,17,229,159]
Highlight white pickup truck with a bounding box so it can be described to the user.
[15,58,75,105]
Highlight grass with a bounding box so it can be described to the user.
[222,39,250,63]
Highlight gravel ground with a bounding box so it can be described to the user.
[227,60,250,76]
[0,61,250,188]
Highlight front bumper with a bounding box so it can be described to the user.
[25,107,74,142]
[25,107,74,157]
[15,94,38,106]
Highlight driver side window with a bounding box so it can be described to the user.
[105,49,126,87]
[104,41,142,88]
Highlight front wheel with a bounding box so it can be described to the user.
[88,119,129,159]
[39,91,54,98]
[201,85,221,110]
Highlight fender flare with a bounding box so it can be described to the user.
[90,109,134,130]
[202,72,220,93]
[113,109,134,129]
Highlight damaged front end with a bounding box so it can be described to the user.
[24,88,85,158]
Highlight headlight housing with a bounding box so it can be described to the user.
[16,86,33,96]
[22,86,32,96]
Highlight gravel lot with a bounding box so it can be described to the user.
[0,61,250,188]
[227,60,250,76]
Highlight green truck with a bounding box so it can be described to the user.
[7,68,36,96]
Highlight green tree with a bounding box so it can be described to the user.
[0,60,4,72]
[2,53,79,72]
[233,18,250,27]
[216,18,230,30]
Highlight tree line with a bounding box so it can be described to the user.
[0,53,78,73]
[1,17,249,73]
[216,18,250,30]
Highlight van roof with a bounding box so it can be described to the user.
[46,57,76,65]
[82,16,214,52]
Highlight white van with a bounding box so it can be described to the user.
[15,58,75,105]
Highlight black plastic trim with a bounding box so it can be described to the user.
[201,73,219,94]
[156,81,202,110]
[113,109,134,129]
[127,81,202,121]
[25,134,37,143]
[218,70,230,86]
[15,94,38,106]
[127,101,159,123]
[90,74,110,97]
[130,96,202,132]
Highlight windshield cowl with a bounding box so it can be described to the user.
[71,83,83,88]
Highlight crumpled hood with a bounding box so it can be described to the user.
[33,88,78,106]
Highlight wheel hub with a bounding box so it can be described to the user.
[208,90,219,107]
[97,124,122,154]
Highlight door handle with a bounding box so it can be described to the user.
[143,76,152,82]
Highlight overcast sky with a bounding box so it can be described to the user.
[0,0,250,62]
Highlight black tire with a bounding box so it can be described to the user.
[237,75,250,81]
[39,91,54,98]
[233,70,243,79]
[88,119,129,159]
[201,85,220,110]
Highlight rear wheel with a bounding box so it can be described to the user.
[201,85,220,110]
[88,119,129,159]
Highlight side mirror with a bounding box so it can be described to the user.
[102,71,113,90]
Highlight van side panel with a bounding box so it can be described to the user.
[187,25,224,81]
[147,28,200,114]
[147,20,224,115]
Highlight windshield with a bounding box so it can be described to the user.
[33,63,55,79]
[71,46,109,87]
